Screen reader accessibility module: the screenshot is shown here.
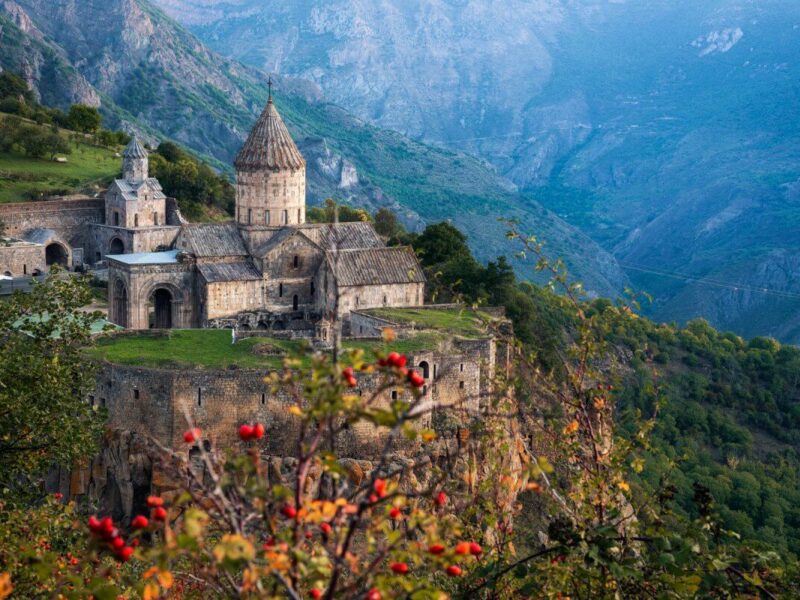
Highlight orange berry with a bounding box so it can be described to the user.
[253,423,265,439]
[373,479,387,497]
[146,496,164,508]
[183,428,201,443]
[434,491,447,506]
[455,542,470,555]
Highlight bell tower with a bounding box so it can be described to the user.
[234,81,306,229]
[122,136,148,182]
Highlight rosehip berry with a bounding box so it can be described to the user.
[373,478,387,497]
[347,376,357,388]
[407,370,425,388]
[183,428,201,443]
[389,507,402,520]
[88,516,101,533]
[146,496,164,508]
[69,557,79,566]
[131,539,140,547]
[117,546,134,562]
[320,522,332,535]
[446,565,462,577]
[54,492,63,501]
[342,367,354,378]
[239,424,254,441]
[390,562,409,574]
[378,357,389,367]
[305,530,313,539]
[469,542,483,556]
[366,589,381,600]
[455,542,470,555]
[131,515,149,530]
[100,517,114,537]
[252,423,265,439]
[434,491,447,507]
[369,494,379,504]
[310,590,323,600]
[387,352,401,366]
[428,543,445,555]
[280,505,297,519]
[111,536,125,550]
[263,536,275,548]
[152,506,167,521]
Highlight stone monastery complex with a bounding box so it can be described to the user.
[0,94,426,334]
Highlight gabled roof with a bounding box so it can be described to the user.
[123,136,148,159]
[175,223,248,257]
[234,99,305,171]
[110,178,165,202]
[198,261,262,283]
[298,222,383,252]
[329,246,426,287]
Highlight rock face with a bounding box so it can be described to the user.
[0,0,627,296]
[154,0,800,341]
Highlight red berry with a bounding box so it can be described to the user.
[389,507,402,520]
[264,536,275,548]
[407,370,425,388]
[252,422,265,439]
[310,590,323,600]
[378,357,389,367]
[88,516,101,533]
[100,517,114,537]
[342,367,354,378]
[347,376,357,388]
[387,352,401,366]
[131,539,140,547]
[239,424,254,440]
[428,544,445,555]
[117,546,134,562]
[131,515,149,530]
[152,506,167,521]
[390,562,409,574]
[455,542,470,555]
[69,557,79,566]
[111,536,125,550]
[53,492,63,501]
[373,479,387,498]
[183,428,201,443]
[320,522,333,535]
[446,565,463,577]
[369,494,379,504]
[434,491,447,507]
[366,589,381,600]
[469,542,483,556]
[146,496,164,508]
[305,530,313,539]
[280,505,297,519]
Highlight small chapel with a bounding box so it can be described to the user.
[106,93,426,332]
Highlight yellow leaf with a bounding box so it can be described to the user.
[213,534,256,563]
[618,481,630,492]
[156,570,174,590]
[288,406,303,417]
[563,420,579,435]
[0,573,12,600]
[143,582,160,600]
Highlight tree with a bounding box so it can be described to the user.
[0,71,33,104]
[413,222,472,267]
[308,198,371,224]
[0,270,106,494]
[66,104,101,133]
[373,208,400,238]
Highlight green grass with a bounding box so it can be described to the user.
[0,116,121,202]
[85,328,451,370]
[360,307,493,338]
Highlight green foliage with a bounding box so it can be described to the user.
[0,270,105,493]
[307,198,371,224]
[373,207,401,238]
[0,71,33,104]
[66,104,101,133]
[150,142,234,219]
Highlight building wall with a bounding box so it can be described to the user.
[203,279,265,321]
[105,186,167,229]
[0,197,104,260]
[336,282,425,320]
[236,168,306,228]
[0,243,46,276]
[92,225,180,262]
[260,234,324,313]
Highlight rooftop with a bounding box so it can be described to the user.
[234,99,305,171]
[106,249,179,265]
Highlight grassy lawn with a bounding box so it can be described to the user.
[0,116,122,202]
[361,307,493,338]
[85,328,449,370]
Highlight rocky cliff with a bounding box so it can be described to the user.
[154,0,800,342]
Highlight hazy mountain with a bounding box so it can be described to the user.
[0,0,625,296]
[152,0,800,342]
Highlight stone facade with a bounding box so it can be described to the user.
[0,238,47,276]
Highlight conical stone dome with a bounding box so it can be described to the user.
[123,136,148,159]
[235,99,305,171]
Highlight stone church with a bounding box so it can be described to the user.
[106,95,425,331]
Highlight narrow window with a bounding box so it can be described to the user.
[261,393,266,405]
[247,208,252,224]
[197,388,202,407]
[114,212,119,226]
[23,264,27,275]
[355,296,360,307]
[383,295,387,305]
[279,283,283,297]
[459,381,465,389]
[265,211,270,225]
[297,208,301,222]
[293,255,299,269]
[310,281,315,296]
[89,395,95,407]
[153,212,158,225]
[133,389,140,399]
[460,363,464,372]
[433,364,437,378]
[391,390,398,400]
[293,294,299,311]
[134,214,139,227]
[282,210,288,225]
[422,385,428,395]
[100,398,107,408]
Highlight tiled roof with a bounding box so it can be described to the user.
[198,261,263,283]
[123,136,148,159]
[112,178,165,202]
[254,227,297,256]
[329,246,426,287]
[234,99,305,171]
[176,223,248,257]
[299,222,383,252]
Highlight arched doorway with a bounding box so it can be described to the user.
[418,361,430,379]
[149,288,173,329]
[45,243,68,267]
[113,280,128,328]
[109,238,125,255]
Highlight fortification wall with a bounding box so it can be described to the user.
[0,197,105,253]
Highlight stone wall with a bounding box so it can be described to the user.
[0,242,46,276]
[105,187,166,229]
[92,224,181,262]
[236,168,306,228]
[203,279,266,321]
[335,282,425,321]
[0,197,105,262]
[261,233,323,313]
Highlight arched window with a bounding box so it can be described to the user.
[419,361,430,379]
